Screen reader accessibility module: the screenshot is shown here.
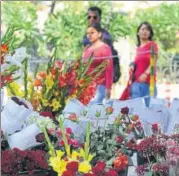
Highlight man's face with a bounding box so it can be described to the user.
[87,10,101,25]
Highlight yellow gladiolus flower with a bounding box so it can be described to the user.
[49,157,67,175]
[71,150,81,160]
[79,161,91,173]
[45,74,54,89]
[56,150,65,158]
[41,98,49,106]
[52,99,61,111]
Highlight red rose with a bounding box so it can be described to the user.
[104,169,118,176]
[116,136,124,143]
[56,129,62,137]
[92,161,106,175]
[66,161,79,173]
[96,161,106,171]
[152,123,159,133]
[35,133,45,143]
[66,128,72,135]
[69,113,78,122]
[121,107,129,115]
[83,174,95,176]
[113,154,128,171]
[58,140,65,146]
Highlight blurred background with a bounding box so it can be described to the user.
[1,1,179,100]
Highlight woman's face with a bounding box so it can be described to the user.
[138,24,151,40]
[87,27,102,43]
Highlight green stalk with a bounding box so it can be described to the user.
[84,122,91,160]
[23,58,28,99]
[42,127,56,157]
[59,116,70,157]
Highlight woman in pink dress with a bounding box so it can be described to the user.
[82,22,113,105]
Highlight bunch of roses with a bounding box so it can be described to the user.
[114,107,144,138]
[1,148,48,176]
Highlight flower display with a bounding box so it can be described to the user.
[1,148,48,176]
[32,57,106,116]
[135,128,179,176]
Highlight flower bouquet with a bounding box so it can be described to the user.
[1,148,48,176]
[87,106,144,176]
[32,55,108,117]
[135,123,179,176]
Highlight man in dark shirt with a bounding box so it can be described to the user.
[82,6,121,83]
[82,6,113,47]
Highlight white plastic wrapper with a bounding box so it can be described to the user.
[1,99,33,135]
[7,123,41,150]
[112,97,145,116]
[137,106,169,134]
[150,97,167,107]
[63,98,85,116]
[87,104,106,119]
[167,99,179,134]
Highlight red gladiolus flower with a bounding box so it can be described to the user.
[58,74,67,88]
[55,61,63,69]
[66,161,79,173]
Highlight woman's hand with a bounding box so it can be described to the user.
[105,88,111,100]
[138,73,148,82]
[129,66,134,75]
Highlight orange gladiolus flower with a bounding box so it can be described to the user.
[34,78,42,87]
[38,71,46,79]
[1,44,8,53]
[76,79,85,87]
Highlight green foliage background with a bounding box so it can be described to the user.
[2,1,179,67]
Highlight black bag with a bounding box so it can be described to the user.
[112,49,121,83]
